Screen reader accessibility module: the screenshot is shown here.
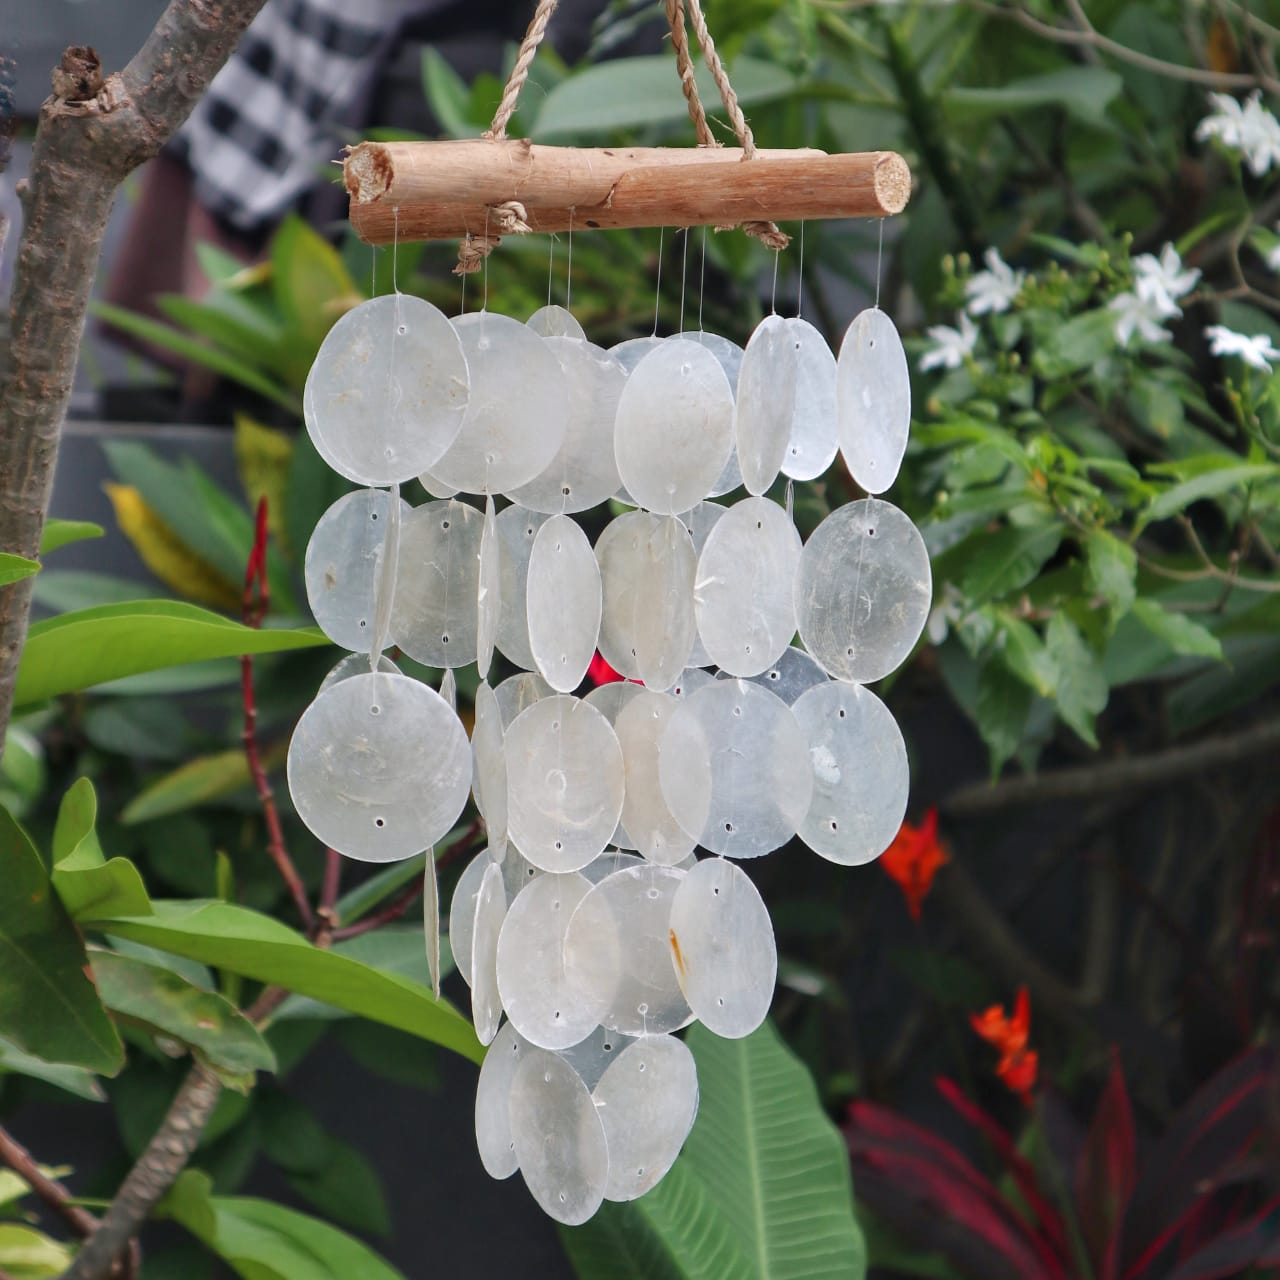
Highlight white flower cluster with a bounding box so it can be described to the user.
[921,248,1024,371]
[1109,242,1200,347]
[1196,90,1280,177]
[1205,324,1280,370]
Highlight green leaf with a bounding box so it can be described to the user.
[1143,462,1279,526]
[271,215,359,374]
[120,751,252,825]
[0,807,123,1075]
[420,47,476,138]
[51,778,152,920]
[1130,598,1223,659]
[0,553,40,586]
[0,1223,74,1277]
[14,600,329,707]
[39,520,104,555]
[943,67,1122,128]
[0,1035,106,1101]
[975,657,1032,776]
[1083,529,1137,621]
[562,1021,865,1279]
[997,616,1056,698]
[89,901,483,1064]
[956,522,1062,603]
[1031,308,1116,378]
[31,569,149,612]
[1045,613,1108,746]
[89,950,275,1077]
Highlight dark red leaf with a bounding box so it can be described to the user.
[1160,1195,1280,1280]
[1077,1049,1136,1280]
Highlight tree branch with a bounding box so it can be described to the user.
[0,0,269,761]
[0,1126,98,1240]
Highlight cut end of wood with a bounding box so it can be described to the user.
[874,152,912,216]
[345,142,394,205]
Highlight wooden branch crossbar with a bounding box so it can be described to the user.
[344,140,911,245]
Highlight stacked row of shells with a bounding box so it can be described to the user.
[286,291,930,1224]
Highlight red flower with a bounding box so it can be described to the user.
[587,652,624,686]
[971,987,1038,1104]
[880,807,949,920]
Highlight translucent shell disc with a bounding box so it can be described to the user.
[527,515,602,693]
[303,294,468,486]
[509,1049,609,1226]
[495,506,550,670]
[658,678,813,859]
[431,312,566,494]
[677,332,745,496]
[508,339,626,514]
[738,644,829,704]
[471,682,508,858]
[614,690,697,867]
[678,502,724,667]
[670,668,715,699]
[794,498,932,683]
[584,682,645,850]
[563,863,692,1035]
[496,873,605,1049]
[668,857,776,1039]
[474,1021,528,1179]
[593,1034,699,1202]
[287,672,470,863]
[318,652,398,693]
[694,496,801,678]
[780,317,839,482]
[389,499,483,667]
[450,847,497,987]
[305,489,410,653]
[559,1024,635,1090]
[476,495,501,680]
[614,339,733,515]
[505,696,625,872]
[527,303,586,339]
[494,671,554,728]
[837,308,910,494]
[610,335,663,372]
[580,850,645,883]
[791,680,909,864]
[470,861,506,1046]
[736,316,799,495]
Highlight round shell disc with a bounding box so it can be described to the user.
[658,678,813,858]
[527,515,602,693]
[509,1048,609,1225]
[837,308,910,495]
[303,294,468,485]
[559,1025,635,1090]
[418,468,459,500]
[580,850,646,883]
[494,671,555,728]
[287,672,471,863]
[780,317,839,481]
[476,495,501,680]
[615,690,697,866]
[495,506,551,670]
[496,873,605,1049]
[670,667,715,699]
[390,499,483,667]
[431,312,566,494]
[305,489,410,653]
[563,862,691,1035]
[614,339,733,514]
[584,682,645,850]
[791,680,909,864]
[450,847,498,987]
[736,316,799,495]
[471,681,508,858]
[677,332,745,496]
[795,498,932,683]
[527,303,586,339]
[474,1021,529,1179]
[593,1034,699,1202]
[502,846,543,901]
[678,502,724,667]
[508,339,625,514]
[610,335,664,372]
[739,644,829,705]
[694,496,801,677]
[318,652,398,693]
[470,861,506,1045]
[668,857,776,1039]
[505,696,625,872]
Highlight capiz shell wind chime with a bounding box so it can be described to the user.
[287,0,922,1226]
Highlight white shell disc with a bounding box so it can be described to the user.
[694,496,801,678]
[505,696,625,872]
[287,672,471,863]
[476,495,501,680]
[474,1021,528,1179]
[508,339,626,514]
[439,668,457,711]
[791,680,909,864]
[318,652,398,693]
[780,317,839,482]
[593,1034,699,1202]
[580,850,646,883]
[583,682,645,850]
[559,1024,635,1090]
[305,489,410,653]
[668,857,776,1039]
[501,844,543,900]
[303,295,468,486]
[658,678,813,859]
[495,506,551,670]
[509,1048,609,1225]
[527,515,602,693]
[470,861,506,1046]
[471,681,508,858]
[678,502,724,667]
[450,847,497,987]
[496,873,605,1049]
[418,468,459,500]
[669,667,715,699]
[527,303,586,339]
[736,315,799,495]
[837,307,910,494]
[677,332,745,496]
[737,644,829,705]
[494,671,555,728]
[610,335,664,372]
[430,312,566,494]
[563,862,691,1035]
[424,852,441,999]
[614,339,733,514]
[795,498,932,683]
[389,499,483,667]
[615,690,697,867]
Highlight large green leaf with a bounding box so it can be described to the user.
[943,67,1123,128]
[0,1036,106,1101]
[271,215,359,377]
[1045,612,1108,746]
[13,600,328,707]
[0,553,40,586]
[120,750,252,825]
[0,1223,73,1278]
[39,520,104,555]
[0,808,123,1075]
[954,522,1063,603]
[562,1022,865,1279]
[1142,462,1279,526]
[51,778,152,920]
[90,901,483,1064]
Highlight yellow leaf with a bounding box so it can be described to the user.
[1207,17,1239,73]
[233,414,293,550]
[103,484,241,613]
[0,1223,73,1277]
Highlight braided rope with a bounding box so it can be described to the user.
[665,0,716,147]
[484,0,560,141]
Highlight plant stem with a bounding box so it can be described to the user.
[0,1126,98,1239]
[332,878,425,941]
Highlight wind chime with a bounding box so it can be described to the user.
[286,0,924,1226]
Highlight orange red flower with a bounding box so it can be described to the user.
[587,652,624,686]
[970,986,1038,1103]
[880,807,949,920]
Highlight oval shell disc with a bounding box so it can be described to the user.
[476,495,501,680]
[615,690,697,866]
[450,847,498,987]
[584,681,645,850]
[678,501,724,666]
[559,1024,635,1090]
[795,498,932,683]
[738,644,829,705]
[471,681,508,858]
[470,861,506,1046]
[677,332,745,496]
[494,670,554,728]
[287,672,471,862]
[527,303,586,339]
[494,505,551,670]
[780,317,839,481]
[837,308,910,494]
[736,315,798,495]
[527,514,603,692]
[474,1021,529,1179]
[318,652,398,693]
[610,334,664,372]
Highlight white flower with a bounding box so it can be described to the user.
[964,247,1025,316]
[1196,90,1280,176]
[1132,242,1200,317]
[1265,233,1280,273]
[920,312,978,372]
[1109,291,1173,347]
[1205,323,1280,370]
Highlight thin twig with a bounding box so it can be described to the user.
[317,848,342,937]
[332,878,424,941]
[0,1127,97,1239]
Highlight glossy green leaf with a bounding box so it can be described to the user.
[0,1223,73,1277]
[0,807,123,1075]
[420,46,476,138]
[52,778,152,920]
[1130,599,1223,660]
[975,657,1032,776]
[89,901,482,1063]
[943,67,1122,127]
[1083,529,1137,621]
[31,569,148,612]
[272,215,359,375]
[0,553,40,586]
[1143,462,1279,526]
[0,1035,106,1101]
[39,520,104,555]
[1167,634,1280,734]
[14,600,328,707]
[956,522,1062,603]
[120,751,252,825]
[562,1021,865,1279]
[1045,613,1108,746]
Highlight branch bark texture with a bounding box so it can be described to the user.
[0,0,268,758]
